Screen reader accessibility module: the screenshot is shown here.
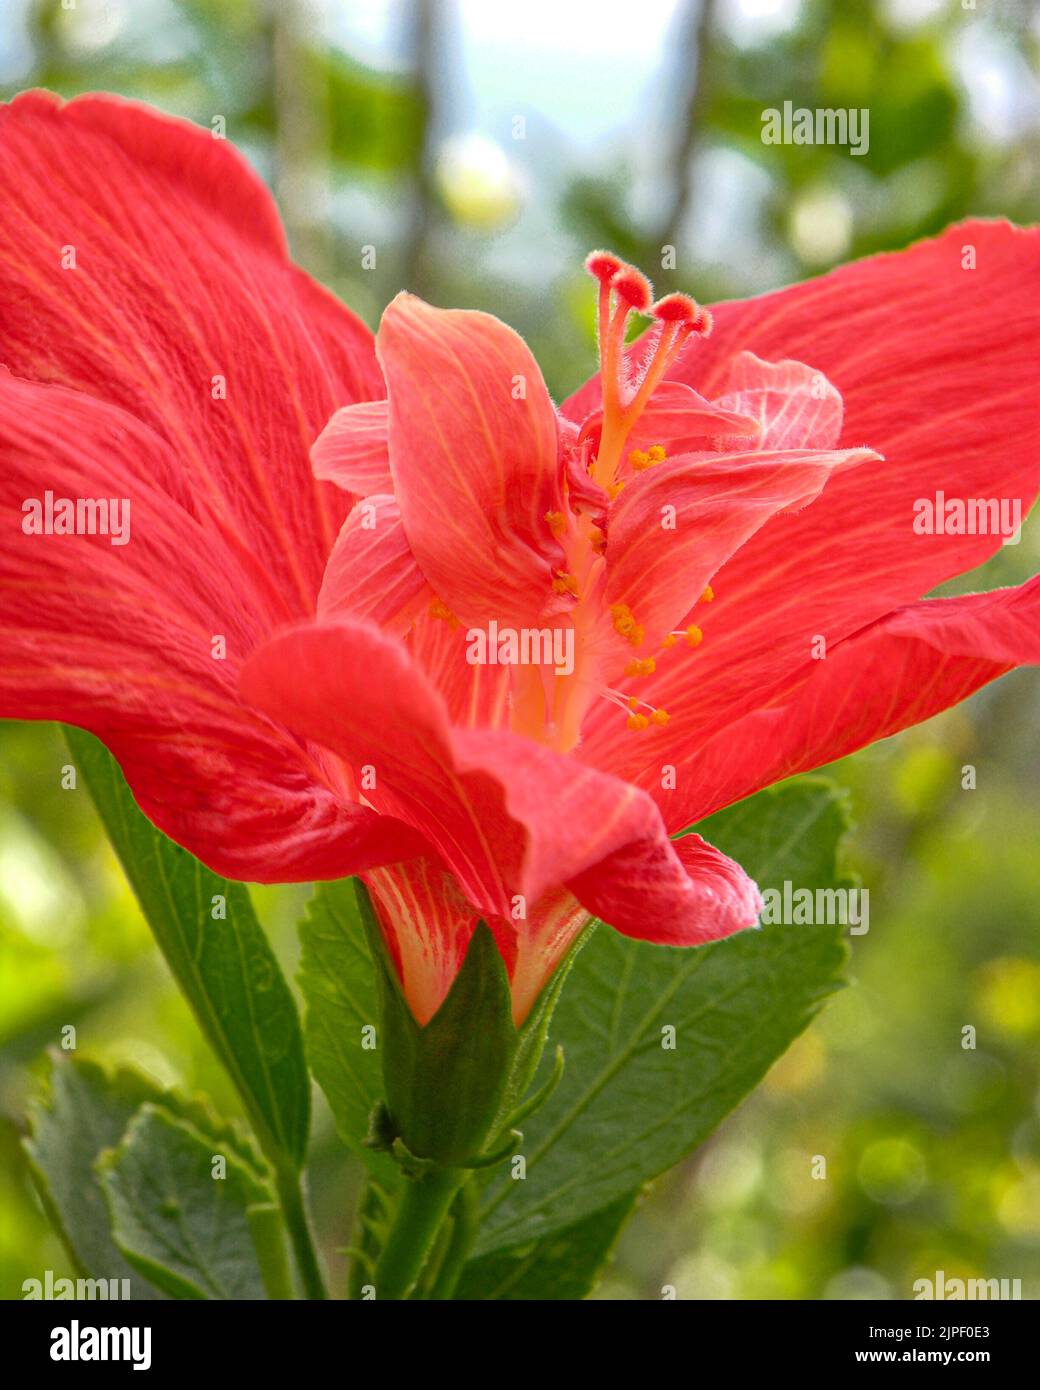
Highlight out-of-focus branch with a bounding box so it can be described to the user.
[267,0,332,279]
[657,0,718,260]
[400,0,442,297]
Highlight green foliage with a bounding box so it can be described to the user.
[24,1056,171,1298]
[24,1054,267,1300]
[65,729,310,1173]
[471,782,850,1260]
[298,880,389,1173]
[99,1105,270,1300]
[322,50,426,174]
[455,1193,637,1301]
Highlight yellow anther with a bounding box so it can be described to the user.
[700,584,714,602]
[545,510,566,535]
[626,696,639,710]
[589,525,606,554]
[628,449,650,471]
[429,597,459,627]
[685,624,703,647]
[607,480,626,500]
[553,571,580,597]
[647,444,667,462]
[650,708,670,726]
[626,713,649,731]
[625,656,656,678]
[610,603,644,647]
[610,603,635,635]
[661,633,678,649]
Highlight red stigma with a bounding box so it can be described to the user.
[585,250,624,284]
[586,251,709,487]
[650,292,700,323]
[611,267,654,313]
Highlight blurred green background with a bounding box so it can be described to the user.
[2,0,1038,1300]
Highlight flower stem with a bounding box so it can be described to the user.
[373,1166,465,1299]
[275,1164,328,1300]
[425,1179,481,1300]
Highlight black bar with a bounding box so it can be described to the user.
[2,1296,1030,1373]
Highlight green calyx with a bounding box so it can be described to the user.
[355,882,579,1171]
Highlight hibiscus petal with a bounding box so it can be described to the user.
[582,220,1040,768]
[604,446,877,654]
[317,494,430,631]
[567,833,762,946]
[364,858,589,1026]
[242,617,520,916]
[666,220,1040,724]
[311,401,394,496]
[406,615,513,731]
[240,617,756,956]
[710,351,844,449]
[1,370,421,881]
[507,886,592,1026]
[578,380,758,455]
[364,857,487,1026]
[375,294,566,628]
[0,89,383,613]
[637,576,1040,832]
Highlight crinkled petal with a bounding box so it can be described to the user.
[578,380,758,457]
[568,833,762,946]
[710,351,844,449]
[240,618,759,958]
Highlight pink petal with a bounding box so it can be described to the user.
[710,351,845,449]
[311,401,394,497]
[375,294,566,628]
[630,576,1040,833]
[405,614,513,731]
[240,618,759,962]
[317,494,430,631]
[576,222,1039,769]
[579,380,758,455]
[658,220,1040,735]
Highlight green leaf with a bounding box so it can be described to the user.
[24,1055,170,1298]
[65,727,310,1171]
[455,1192,636,1300]
[297,878,390,1177]
[99,1104,271,1300]
[472,780,851,1256]
[23,1053,263,1298]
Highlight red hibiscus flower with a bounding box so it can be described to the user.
[2,93,1037,1026]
